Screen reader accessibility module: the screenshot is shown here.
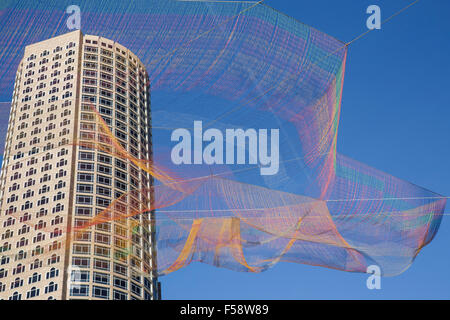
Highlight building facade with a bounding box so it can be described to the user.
[0,30,159,300]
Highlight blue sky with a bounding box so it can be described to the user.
[0,0,448,300]
[162,0,450,299]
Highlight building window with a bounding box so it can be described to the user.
[2,229,13,240]
[10,277,23,289]
[73,243,90,255]
[50,228,63,238]
[26,287,40,299]
[77,183,93,193]
[45,282,58,294]
[131,282,142,296]
[0,268,8,278]
[71,270,90,283]
[70,284,89,297]
[33,232,45,243]
[75,207,92,217]
[74,231,91,242]
[95,223,111,233]
[113,276,127,290]
[3,217,15,227]
[1,256,9,265]
[21,201,32,210]
[48,254,60,265]
[113,263,127,276]
[76,195,93,205]
[46,268,59,279]
[37,196,49,206]
[72,257,90,269]
[97,164,112,175]
[48,241,62,252]
[93,286,109,299]
[15,250,27,261]
[96,197,111,207]
[16,238,28,248]
[93,258,110,271]
[50,216,63,227]
[53,192,65,201]
[77,173,94,182]
[78,162,94,171]
[55,180,66,190]
[94,233,110,245]
[93,272,109,285]
[30,259,42,270]
[97,175,111,186]
[79,151,94,161]
[113,290,127,300]
[39,185,50,194]
[94,245,110,257]
[35,220,46,231]
[53,203,64,213]
[29,272,41,284]
[36,208,48,218]
[9,292,21,300]
[30,245,43,256]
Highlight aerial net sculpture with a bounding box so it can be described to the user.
[0,0,446,277]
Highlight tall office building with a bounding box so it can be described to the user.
[0,30,159,300]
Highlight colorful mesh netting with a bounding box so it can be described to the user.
[0,0,446,276]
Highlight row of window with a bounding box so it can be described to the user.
[9,160,67,177]
[0,268,58,295]
[70,240,146,266]
[7,181,66,196]
[13,140,69,160]
[70,285,143,300]
[79,122,147,156]
[0,254,61,278]
[21,68,75,92]
[84,39,144,74]
[16,117,71,134]
[3,201,65,218]
[79,92,148,124]
[26,57,75,72]
[81,65,146,101]
[2,216,63,238]
[78,116,147,159]
[7,148,68,173]
[26,51,75,67]
[0,250,61,270]
[1,233,62,257]
[0,240,62,267]
[26,42,76,62]
[1,230,63,247]
[10,169,67,182]
[6,282,57,300]
[18,100,71,117]
[20,74,74,96]
[2,216,137,248]
[7,191,66,204]
[72,230,141,247]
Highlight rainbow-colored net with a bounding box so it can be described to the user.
[0,0,446,277]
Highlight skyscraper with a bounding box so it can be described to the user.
[0,30,159,300]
